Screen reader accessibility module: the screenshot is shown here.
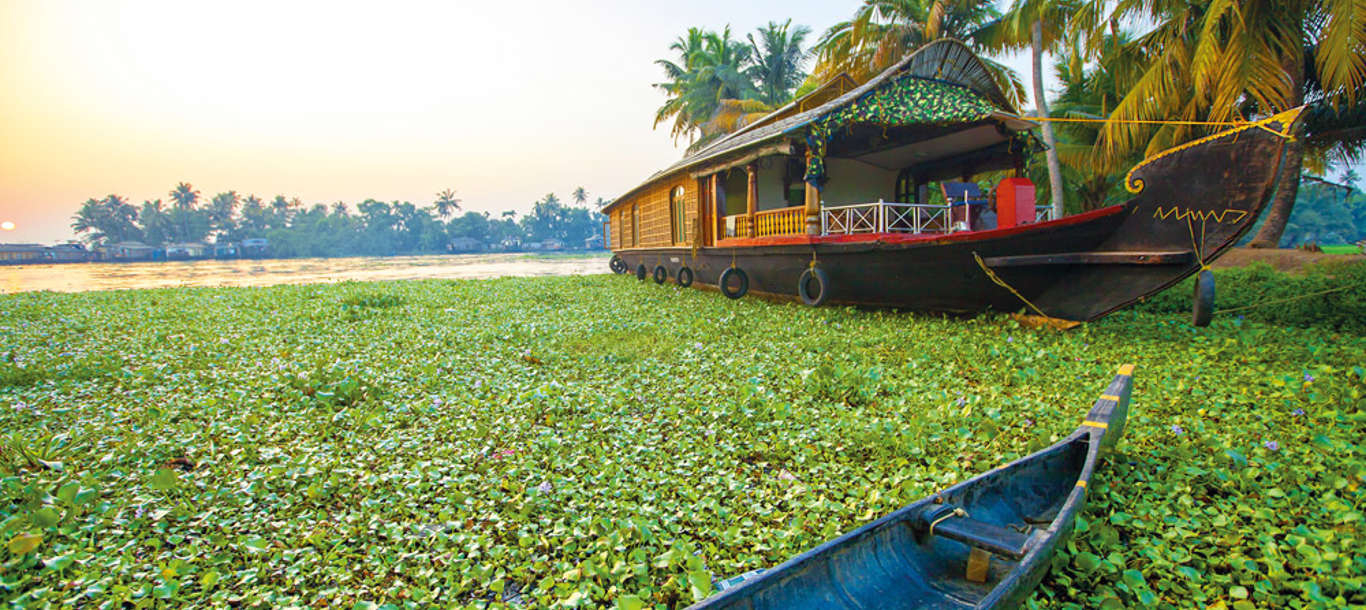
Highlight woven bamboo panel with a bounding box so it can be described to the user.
[611,176,697,248]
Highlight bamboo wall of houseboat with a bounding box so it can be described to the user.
[610,174,698,250]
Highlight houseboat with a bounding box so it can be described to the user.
[604,40,1300,323]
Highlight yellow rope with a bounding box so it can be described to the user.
[1215,285,1355,315]
[972,251,1049,318]
[1027,116,1251,127]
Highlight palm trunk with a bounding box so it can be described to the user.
[1248,62,1306,249]
[1247,125,1305,248]
[1032,20,1065,220]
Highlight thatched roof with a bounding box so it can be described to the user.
[607,40,1025,212]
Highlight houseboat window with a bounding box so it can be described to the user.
[670,186,686,244]
[631,204,640,247]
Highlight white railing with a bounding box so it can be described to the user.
[821,200,957,236]
[1035,206,1056,223]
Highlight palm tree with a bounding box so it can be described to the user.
[1080,0,1365,247]
[434,189,461,219]
[980,0,1079,220]
[654,26,758,147]
[572,187,588,206]
[72,195,140,244]
[169,182,200,210]
[811,0,1025,107]
[208,191,239,237]
[748,20,813,106]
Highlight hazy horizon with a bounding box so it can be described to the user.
[4,1,1355,245]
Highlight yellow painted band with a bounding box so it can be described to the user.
[1122,108,1302,193]
[1100,394,1121,402]
[1117,364,1135,376]
[1076,480,1087,488]
[1082,420,1108,429]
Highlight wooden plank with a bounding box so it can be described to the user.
[981,250,1194,267]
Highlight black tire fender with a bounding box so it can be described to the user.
[652,265,668,284]
[1192,269,1215,327]
[797,266,830,306]
[676,266,694,287]
[719,267,748,299]
[635,264,647,281]
[609,255,628,274]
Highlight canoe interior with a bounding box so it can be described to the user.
[698,437,1089,609]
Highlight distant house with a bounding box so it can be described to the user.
[165,243,209,260]
[240,238,269,258]
[102,241,155,261]
[0,243,47,265]
[45,243,92,263]
[448,237,483,253]
[541,238,563,251]
[213,243,238,259]
[584,233,604,249]
[523,241,544,251]
[498,238,521,251]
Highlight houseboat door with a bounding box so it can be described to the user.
[697,177,714,246]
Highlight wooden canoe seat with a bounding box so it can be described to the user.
[918,504,1031,560]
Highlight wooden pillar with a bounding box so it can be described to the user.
[804,151,821,235]
[712,174,724,240]
[746,164,758,237]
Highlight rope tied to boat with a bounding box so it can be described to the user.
[1024,116,1296,141]
[1186,216,1212,271]
[929,507,968,537]
[972,251,1049,318]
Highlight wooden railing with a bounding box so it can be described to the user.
[722,214,750,238]
[753,206,806,237]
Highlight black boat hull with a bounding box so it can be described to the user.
[613,109,1301,322]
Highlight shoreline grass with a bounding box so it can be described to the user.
[2,275,1362,608]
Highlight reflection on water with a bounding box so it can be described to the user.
[0,253,611,294]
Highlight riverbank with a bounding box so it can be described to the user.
[2,275,1361,607]
[0,252,610,294]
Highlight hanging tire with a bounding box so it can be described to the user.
[797,267,830,306]
[1192,269,1215,327]
[719,267,748,299]
[676,266,694,287]
[609,255,628,274]
[635,264,647,281]
[652,265,668,284]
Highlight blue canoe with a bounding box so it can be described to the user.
[689,365,1135,609]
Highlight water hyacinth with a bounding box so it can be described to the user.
[1170,424,1184,435]
[0,275,1362,608]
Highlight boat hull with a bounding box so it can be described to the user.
[686,367,1135,610]
[612,110,1300,322]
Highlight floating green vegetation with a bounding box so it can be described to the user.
[1,275,1362,608]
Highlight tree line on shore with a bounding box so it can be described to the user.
[653,0,1364,247]
[70,184,609,257]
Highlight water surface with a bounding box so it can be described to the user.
[0,253,611,294]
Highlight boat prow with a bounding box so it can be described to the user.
[688,365,1136,609]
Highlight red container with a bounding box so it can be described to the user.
[997,177,1036,228]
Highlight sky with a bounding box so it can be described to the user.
[3,1,1353,244]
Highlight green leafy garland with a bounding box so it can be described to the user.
[804,76,997,183]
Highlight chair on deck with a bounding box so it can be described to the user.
[940,182,989,231]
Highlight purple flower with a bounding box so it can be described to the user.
[536,481,553,493]
[1264,440,1280,451]
[431,397,443,407]
[1006,336,1013,343]
[1292,408,1305,417]
[1022,419,1034,428]
[1303,373,1315,382]
[1171,425,1184,435]
[955,396,966,407]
